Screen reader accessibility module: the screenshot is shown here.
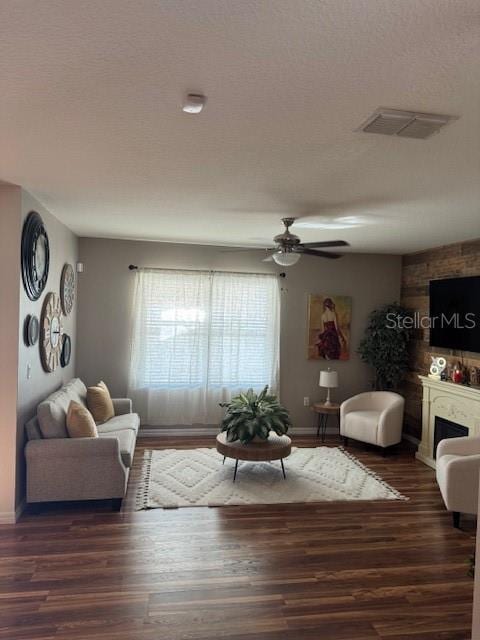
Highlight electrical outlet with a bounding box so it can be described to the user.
[303,396,310,407]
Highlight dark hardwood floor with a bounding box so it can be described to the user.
[0,436,475,640]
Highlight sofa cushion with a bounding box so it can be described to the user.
[37,378,88,439]
[66,401,98,438]
[97,413,140,435]
[99,429,136,467]
[87,381,115,424]
[344,410,381,446]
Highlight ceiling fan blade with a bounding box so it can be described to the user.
[295,247,342,259]
[262,255,274,262]
[220,247,272,253]
[300,240,350,249]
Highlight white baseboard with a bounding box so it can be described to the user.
[0,511,16,524]
[138,426,338,437]
[0,499,26,524]
[0,499,27,524]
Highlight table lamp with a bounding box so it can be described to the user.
[319,369,338,406]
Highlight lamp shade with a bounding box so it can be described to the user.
[319,370,338,389]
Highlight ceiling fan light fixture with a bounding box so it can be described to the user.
[272,251,301,266]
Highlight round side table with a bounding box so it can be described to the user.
[216,432,292,482]
[311,402,341,442]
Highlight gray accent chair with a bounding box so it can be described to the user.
[25,378,139,510]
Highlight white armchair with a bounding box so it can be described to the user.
[340,391,405,451]
[436,435,480,528]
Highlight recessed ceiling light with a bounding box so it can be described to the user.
[182,93,207,114]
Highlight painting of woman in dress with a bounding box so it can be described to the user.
[307,295,351,360]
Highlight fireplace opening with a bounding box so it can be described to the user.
[434,416,468,459]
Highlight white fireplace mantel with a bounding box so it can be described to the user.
[417,375,480,468]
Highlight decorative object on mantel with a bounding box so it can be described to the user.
[40,292,63,372]
[470,367,480,387]
[319,368,338,406]
[23,314,39,347]
[428,356,447,380]
[21,211,49,301]
[452,361,465,384]
[136,446,407,510]
[358,302,412,390]
[219,387,291,445]
[60,263,75,315]
[445,361,454,381]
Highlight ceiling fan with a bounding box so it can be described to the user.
[262,218,349,266]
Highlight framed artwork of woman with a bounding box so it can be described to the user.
[307,294,351,360]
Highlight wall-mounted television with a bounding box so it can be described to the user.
[429,276,480,352]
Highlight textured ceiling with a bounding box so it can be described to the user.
[1,0,479,253]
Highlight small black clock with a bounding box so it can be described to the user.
[21,211,50,301]
[60,334,72,368]
[23,314,40,347]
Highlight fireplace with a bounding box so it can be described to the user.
[433,416,468,459]
[417,376,480,469]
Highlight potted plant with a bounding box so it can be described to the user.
[220,386,291,444]
[358,302,412,390]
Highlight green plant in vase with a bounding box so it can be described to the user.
[220,386,291,444]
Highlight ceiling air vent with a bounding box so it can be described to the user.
[358,108,456,139]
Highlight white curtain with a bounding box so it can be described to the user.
[127,269,280,425]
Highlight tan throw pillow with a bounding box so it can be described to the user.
[87,380,115,424]
[66,401,98,438]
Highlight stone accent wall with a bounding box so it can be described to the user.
[401,239,480,440]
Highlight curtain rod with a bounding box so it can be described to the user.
[128,264,286,278]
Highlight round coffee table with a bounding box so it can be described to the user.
[216,432,292,482]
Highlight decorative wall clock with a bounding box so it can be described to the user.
[60,334,72,368]
[40,293,63,372]
[23,315,40,347]
[60,263,75,315]
[21,211,50,301]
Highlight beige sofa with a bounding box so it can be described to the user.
[25,378,139,510]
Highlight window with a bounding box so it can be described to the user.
[128,269,280,425]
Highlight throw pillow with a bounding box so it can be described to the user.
[66,401,98,438]
[87,380,115,424]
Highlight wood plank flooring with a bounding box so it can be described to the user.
[0,436,475,639]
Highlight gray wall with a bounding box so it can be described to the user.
[16,191,78,508]
[77,237,401,429]
[0,184,22,521]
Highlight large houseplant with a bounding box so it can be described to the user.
[220,386,291,444]
[358,302,412,390]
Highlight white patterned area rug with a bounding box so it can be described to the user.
[137,447,407,509]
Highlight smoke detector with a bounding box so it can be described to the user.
[182,93,207,114]
[358,108,457,139]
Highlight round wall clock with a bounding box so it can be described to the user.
[60,334,72,368]
[21,212,50,301]
[23,315,40,347]
[40,293,63,372]
[60,263,75,315]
